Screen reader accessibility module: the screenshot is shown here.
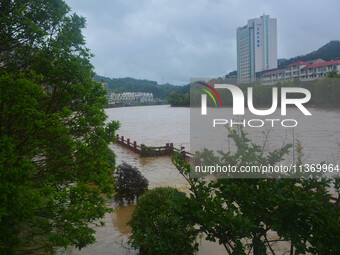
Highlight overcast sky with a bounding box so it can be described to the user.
[66,0,340,85]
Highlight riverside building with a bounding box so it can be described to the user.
[237,15,277,83]
[261,59,340,85]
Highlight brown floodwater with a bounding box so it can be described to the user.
[68,105,227,255]
[67,104,340,255]
[111,204,135,235]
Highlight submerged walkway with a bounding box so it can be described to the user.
[114,134,192,162]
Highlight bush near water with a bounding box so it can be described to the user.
[128,187,198,255]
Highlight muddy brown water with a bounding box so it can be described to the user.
[68,105,340,255]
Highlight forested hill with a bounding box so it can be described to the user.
[278,40,340,69]
[95,41,340,98]
[94,75,189,99]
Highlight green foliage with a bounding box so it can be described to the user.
[281,78,340,106]
[313,78,340,105]
[94,75,190,99]
[225,70,237,78]
[327,72,340,78]
[0,0,119,253]
[129,187,198,255]
[167,92,190,106]
[140,145,174,157]
[172,129,340,254]
[114,162,148,203]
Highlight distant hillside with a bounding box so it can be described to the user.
[94,75,189,99]
[95,41,340,97]
[278,40,340,69]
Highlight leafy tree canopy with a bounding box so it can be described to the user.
[129,187,198,255]
[172,129,340,255]
[0,0,119,253]
[114,162,149,203]
[167,91,190,106]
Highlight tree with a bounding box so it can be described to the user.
[167,92,189,106]
[172,128,340,254]
[114,162,149,203]
[129,187,198,255]
[0,0,119,253]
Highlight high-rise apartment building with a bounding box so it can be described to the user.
[237,15,277,83]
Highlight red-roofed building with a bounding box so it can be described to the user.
[263,69,286,75]
[286,61,308,67]
[261,58,340,85]
[300,59,340,81]
[261,69,285,85]
[284,61,310,80]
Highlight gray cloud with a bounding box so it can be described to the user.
[66,0,340,84]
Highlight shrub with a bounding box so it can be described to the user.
[172,128,340,255]
[129,187,198,255]
[114,162,148,203]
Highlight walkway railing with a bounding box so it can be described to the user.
[114,134,338,202]
[115,134,193,161]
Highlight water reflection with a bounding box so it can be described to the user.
[111,204,135,235]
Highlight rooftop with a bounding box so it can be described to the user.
[286,61,308,67]
[301,59,340,70]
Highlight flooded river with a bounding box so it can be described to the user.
[69,104,340,255]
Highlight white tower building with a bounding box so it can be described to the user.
[237,15,277,83]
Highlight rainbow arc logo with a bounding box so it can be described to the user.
[198,82,223,107]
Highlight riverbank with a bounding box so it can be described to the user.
[105,101,167,108]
